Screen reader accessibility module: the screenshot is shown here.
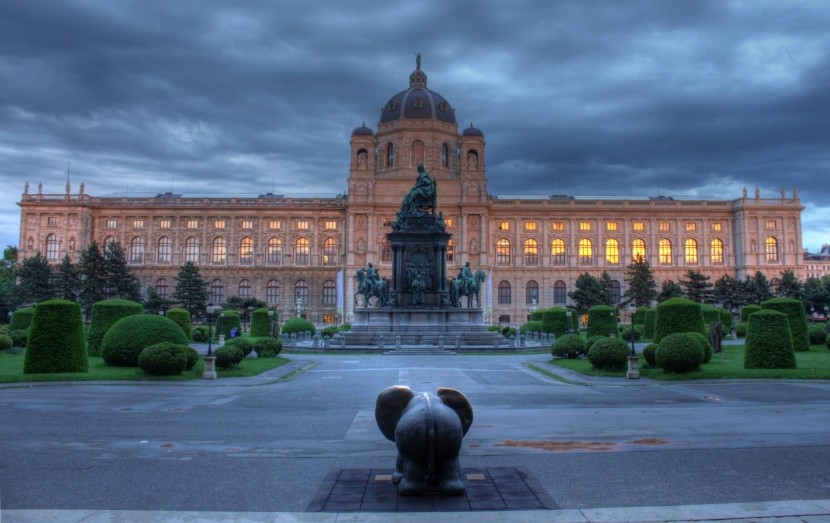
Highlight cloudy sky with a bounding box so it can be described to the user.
[1,1,829,252]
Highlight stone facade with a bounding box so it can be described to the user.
[16,62,804,325]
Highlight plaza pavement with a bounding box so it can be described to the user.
[1,348,829,522]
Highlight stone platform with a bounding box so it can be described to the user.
[352,306,485,332]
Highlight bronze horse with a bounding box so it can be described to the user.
[450,269,485,308]
[355,268,389,307]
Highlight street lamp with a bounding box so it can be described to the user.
[566,310,572,334]
[609,309,616,338]
[158,307,165,317]
[203,303,221,380]
[268,307,276,338]
[206,303,218,356]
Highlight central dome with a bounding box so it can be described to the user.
[379,59,456,125]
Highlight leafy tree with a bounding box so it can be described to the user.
[714,274,746,310]
[103,241,141,300]
[143,285,172,315]
[16,253,54,305]
[745,271,773,304]
[0,246,19,317]
[53,255,80,301]
[78,241,106,315]
[223,295,267,312]
[623,258,658,307]
[172,262,209,317]
[568,272,611,313]
[657,280,684,302]
[679,270,714,304]
[775,269,802,299]
[802,277,829,315]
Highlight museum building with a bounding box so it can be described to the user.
[17,61,805,325]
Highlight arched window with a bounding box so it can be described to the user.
[212,237,227,264]
[684,239,698,264]
[526,280,539,305]
[45,234,59,261]
[239,237,254,265]
[322,237,337,266]
[632,238,646,262]
[295,237,310,265]
[551,239,566,265]
[103,236,115,250]
[496,239,511,265]
[411,140,424,165]
[765,236,778,262]
[553,280,567,305]
[295,280,308,305]
[605,238,620,265]
[711,239,724,264]
[210,279,224,304]
[386,143,395,167]
[441,143,449,167]
[659,239,673,265]
[266,280,280,305]
[157,236,172,263]
[578,239,593,265]
[610,280,621,304]
[498,280,512,305]
[322,280,337,306]
[524,239,539,265]
[129,237,144,263]
[155,278,168,298]
[380,237,391,262]
[446,239,454,262]
[267,238,282,264]
[239,279,252,297]
[184,237,200,263]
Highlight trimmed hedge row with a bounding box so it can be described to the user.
[87,299,143,357]
[744,309,796,369]
[542,307,570,337]
[10,307,35,332]
[24,300,88,374]
[760,297,809,352]
[741,305,762,323]
[250,307,276,337]
[282,317,316,335]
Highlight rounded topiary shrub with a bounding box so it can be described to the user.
[530,309,545,322]
[760,297,809,352]
[24,300,88,374]
[218,310,241,338]
[735,322,748,338]
[642,343,657,367]
[621,326,642,342]
[10,307,35,332]
[254,337,281,358]
[745,309,796,369]
[179,345,199,370]
[282,317,316,336]
[215,345,244,369]
[520,321,543,334]
[191,325,209,342]
[642,308,657,339]
[551,333,586,359]
[10,329,28,348]
[165,308,192,340]
[250,308,277,337]
[225,336,254,357]
[542,307,570,337]
[587,337,629,370]
[653,297,705,344]
[0,325,8,335]
[808,325,826,345]
[584,335,606,353]
[101,314,189,367]
[0,334,12,351]
[741,305,762,323]
[320,325,339,337]
[587,305,618,339]
[687,331,713,363]
[655,333,704,373]
[87,299,143,357]
[633,307,649,326]
[138,343,188,376]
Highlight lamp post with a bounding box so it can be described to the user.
[268,307,276,338]
[566,310,572,334]
[609,309,616,338]
[203,303,219,380]
[158,307,165,317]
[626,308,640,379]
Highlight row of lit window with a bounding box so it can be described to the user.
[103,218,338,231]
[495,280,621,306]
[498,220,726,233]
[154,278,338,307]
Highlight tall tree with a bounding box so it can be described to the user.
[78,241,106,314]
[679,270,714,303]
[143,285,171,315]
[53,255,80,301]
[173,262,209,317]
[16,252,54,305]
[0,246,19,317]
[775,269,803,299]
[623,258,658,307]
[714,274,746,310]
[657,280,684,302]
[568,272,611,313]
[802,277,830,316]
[745,271,773,304]
[103,241,140,300]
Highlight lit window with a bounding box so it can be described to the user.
[322,237,337,266]
[766,220,777,230]
[186,220,199,229]
[47,216,58,226]
[498,221,509,231]
[659,222,671,232]
[242,220,254,229]
[129,237,144,263]
[553,281,566,304]
[498,280,511,305]
[239,237,254,265]
[552,221,564,232]
[239,279,251,297]
[268,220,282,230]
[685,238,698,264]
[297,221,309,230]
[446,239,453,262]
[213,220,226,229]
[632,239,646,262]
[765,237,778,262]
[579,222,591,231]
[633,222,644,231]
[711,222,722,232]
[605,239,620,264]
[212,237,227,263]
[157,237,172,263]
[685,222,696,232]
[132,219,144,228]
[323,314,337,324]
[45,234,59,260]
[295,238,310,265]
[525,221,537,231]
[159,219,171,229]
[578,239,593,264]
[606,222,618,231]
[184,237,199,262]
[267,238,282,264]
[711,239,724,264]
[323,280,337,306]
[659,239,672,265]
[496,239,511,265]
[551,239,566,264]
[524,239,538,265]
[106,219,117,229]
[444,218,453,228]
[325,220,337,230]
[266,280,280,304]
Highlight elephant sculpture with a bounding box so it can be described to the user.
[375,385,474,496]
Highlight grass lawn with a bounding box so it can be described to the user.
[0,349,289,384]
[552,343,830,380]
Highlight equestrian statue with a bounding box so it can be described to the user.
[450,262,486,308]
[355,263,389,308]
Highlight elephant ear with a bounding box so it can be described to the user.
[375,386,415,442]
[437,388,474,436]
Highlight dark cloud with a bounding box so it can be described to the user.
[1,0,829,249]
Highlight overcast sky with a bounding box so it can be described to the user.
[2,1,829,253]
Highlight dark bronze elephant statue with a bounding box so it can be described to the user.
[375,385,474,495]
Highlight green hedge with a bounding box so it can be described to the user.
[567,308,579,332]
[530,309,545,322]
[101,314,189,367]
[138,343,188,376]
[87,299,143,357]
[744,309,796,369]
[282,317,316,335]
[587,337,629,370]
[653,297,705,344]
[24,300,88,374]
[741,304,762,323]
[10,329,28,348]
[166,308,192,340]
[542,307,570,337]
[10,307,35,332]
[217,310,241,338]
[688,331,713,363]
[215,345,244,369]
[621,325,642,342]
[520,321,543,334]
[701,304,721,327]
[250,307,277,337]
[760,297,809,352]
[642,343,657,367]
[0,334,11,351]
[718,308,733,329]
[551,333,585,359]
[225,337,254,357]
[735,322,748,338]
[655,333,704,373]
[586,305,618,339]
[808,325,826,345]
[254,337,281,357]
[643,309,657,339]
[633,307,649,325]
